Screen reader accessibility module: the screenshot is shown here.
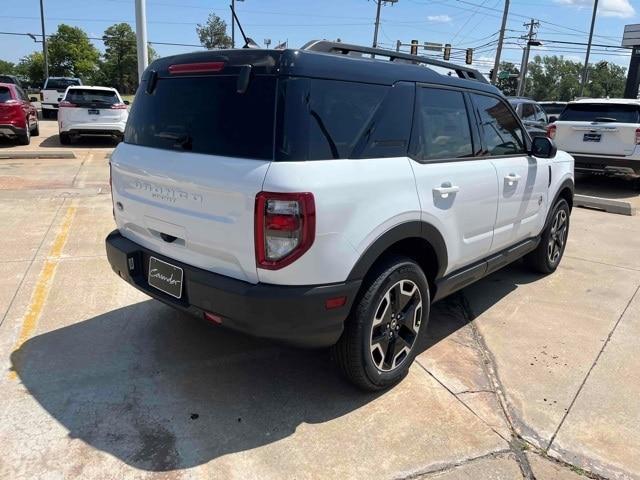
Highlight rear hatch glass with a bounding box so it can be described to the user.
[540,104,565,116]
[125,74,276,159]
[559,103,640,123]
[45,78,81,92]
[65,88,119,107]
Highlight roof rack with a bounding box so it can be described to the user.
[301,40,488,84]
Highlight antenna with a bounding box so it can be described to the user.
[229,4,258,48]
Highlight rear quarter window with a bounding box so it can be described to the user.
[0,87,13,103]
[559,104,640,123]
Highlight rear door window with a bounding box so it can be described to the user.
[125,75,277,160]
[472,94,526,156]
[410,87,474,161]
[276,78,387,161]
[66,89,119,106]
[521,103,536,121]
[0,87,13,103]
[559,103,640,123]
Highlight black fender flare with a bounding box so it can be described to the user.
[545,177,574,228]
[346,221,448,282]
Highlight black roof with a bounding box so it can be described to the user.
[146,44,502,97]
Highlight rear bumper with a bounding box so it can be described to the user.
[60,122,126,136]
[571,154,640,176]
[105,230,361,348]
[0,124,26,137]
[42,103,58,110]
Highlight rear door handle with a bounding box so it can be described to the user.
[504,173,521,186]
[433,182,460,198]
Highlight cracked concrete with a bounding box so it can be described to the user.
[1,121,639,479]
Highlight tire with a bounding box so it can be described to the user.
[42,109,50,119]
[331,256,430,391]
[31,119,39,137]
[17,126,30,145]
[59,132,71,145]
[525,198,570,274]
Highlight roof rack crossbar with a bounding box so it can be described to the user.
[301,40,488,84]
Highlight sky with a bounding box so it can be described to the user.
[0,0,637,75]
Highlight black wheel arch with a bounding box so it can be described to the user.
[346,221,448,291]
[546,178,574,228]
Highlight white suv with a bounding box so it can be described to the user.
[58,86,129,145]
[106,42,574,390]
[549,98,640,177]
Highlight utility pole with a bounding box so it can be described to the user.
[135,0,149,81]
[39,0,48,80]
[491,0,509,84]
[517,19,540,97]
[579,0,598,97]
[372,0,398,48]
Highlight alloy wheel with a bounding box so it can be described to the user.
[547,209,568,265]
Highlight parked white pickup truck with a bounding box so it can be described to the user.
[548,98,640,178]
[41,77,82,118]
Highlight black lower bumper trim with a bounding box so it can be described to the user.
[0,124,26,137]
[105,230,361,348]
[571,154,640,175]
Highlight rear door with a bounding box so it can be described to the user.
[555,103,640,156]
[410,85,498,274]
[470,93,549,251]
[111,62,278,283]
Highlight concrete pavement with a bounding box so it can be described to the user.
[0,120,639,479]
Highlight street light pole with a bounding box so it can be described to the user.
[491,0,510,84]
[135,0,149,81]
[579,0,599,97]
[39,0,49,80]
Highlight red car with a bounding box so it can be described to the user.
[0,82,39,145]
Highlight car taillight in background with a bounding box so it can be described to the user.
[58,100,76,108]
[547,124,557,140]
[111,103,128,110]
[636,128,640,145]
[255,192,315,270]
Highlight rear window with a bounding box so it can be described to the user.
[540,103,565,115]
[0,75,18,85]
[66,89,119,106]
[125,75,276,160]
[45,78,81,90]
[0,87,12,103]
[559,103,640,123]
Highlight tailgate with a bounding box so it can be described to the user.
[555,122,637,156]
[111,143,270,283]
[43,89,64,105]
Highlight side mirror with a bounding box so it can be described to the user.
[123,100,130,105]
[530,136,557,159]
[548,115,558,123]
[29,96,39,102]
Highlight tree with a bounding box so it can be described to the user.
[102,23,138,93]
[0,60,15,74]
[196,13,232,49]
[495,62,519,96]
[15,52,45,87]
[48,24,100,81]
[585,61,626,98]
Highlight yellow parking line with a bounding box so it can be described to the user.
[9,203,77,380]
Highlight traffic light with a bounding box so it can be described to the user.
[443,44,451,61]
[410,40,419,55]
[489,69,494,80]
[465,48,473,65]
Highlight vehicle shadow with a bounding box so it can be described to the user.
[39,134,119,148]
[575,173,639,199]
[10,261,542,472]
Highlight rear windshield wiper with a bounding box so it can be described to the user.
[154,131,192,151]
[592,117,617,123]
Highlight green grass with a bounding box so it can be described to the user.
[121,94,135,104]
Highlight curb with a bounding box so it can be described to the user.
[574,194,636,216]
[0,151,76,160]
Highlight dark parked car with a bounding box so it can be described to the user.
[0,75,24,89]
[0,82,39,145]
[508,97,548,137]
[539,101,568,123]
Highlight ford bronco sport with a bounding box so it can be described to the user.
[106,41,574,390]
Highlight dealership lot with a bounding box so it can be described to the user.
[0,119,639,479]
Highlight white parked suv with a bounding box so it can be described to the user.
[549,98,640,178]
[106,42,574,390]
[58,86,129,145]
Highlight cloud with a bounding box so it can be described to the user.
[554,0,635,18]
[426,14,453,23]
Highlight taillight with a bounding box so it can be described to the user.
[110,103,128,109]
[168,61,225,74]
[636,128,640,145]
[547,124,557,140]
[39,92,43,101]
[58,100,76,108]
[255,192,315,270]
